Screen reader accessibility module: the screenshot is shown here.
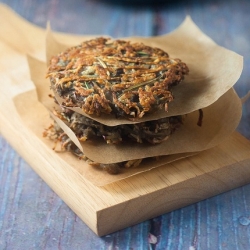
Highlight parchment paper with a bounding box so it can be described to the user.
[0,4,242,185]
[28,54,242,164]
[45,17,243,126]
[14,87,242,185]
[13,88,197,186]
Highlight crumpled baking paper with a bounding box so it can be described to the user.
[0,3,242,185]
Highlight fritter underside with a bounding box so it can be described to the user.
[47,37,189,118]
[51,108,182,144]
[43,111,182,174]
[44,122,143,174]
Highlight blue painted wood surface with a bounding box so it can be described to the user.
[0,0,250,249]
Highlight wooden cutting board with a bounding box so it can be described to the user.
[1,71,250,236]
[0,4,250,236]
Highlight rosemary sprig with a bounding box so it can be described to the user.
[136,51,150,56]
[84,82,90,89]
[123,73,163,92]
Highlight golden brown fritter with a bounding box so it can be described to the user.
[47,37,189,118]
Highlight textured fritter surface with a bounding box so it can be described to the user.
[47,37,189,118]
[43,122,143,174]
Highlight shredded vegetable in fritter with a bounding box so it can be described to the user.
[47,37,189,118]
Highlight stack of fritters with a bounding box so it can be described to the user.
[45,37,189,173]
